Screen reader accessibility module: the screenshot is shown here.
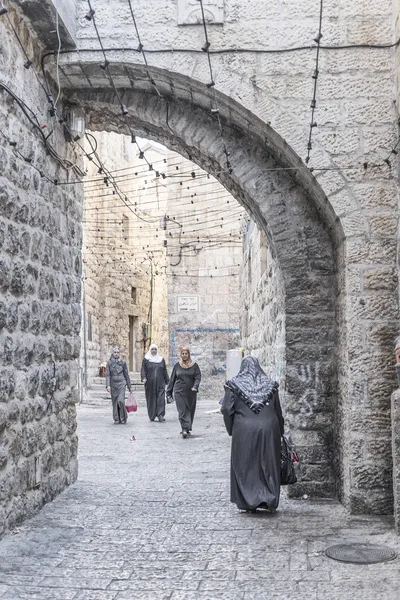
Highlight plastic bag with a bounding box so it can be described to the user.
[126,391,137,413]
[280,435,298,485]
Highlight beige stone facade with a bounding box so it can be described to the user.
[82,134,169,383]
[3,0,400,534]
[82,135,242,393]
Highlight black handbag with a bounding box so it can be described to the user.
[280,435,298,485]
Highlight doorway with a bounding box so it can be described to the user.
[129,316,138,372]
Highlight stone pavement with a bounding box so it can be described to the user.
[0,392,400,600]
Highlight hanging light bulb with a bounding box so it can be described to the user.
[0,2,8,16]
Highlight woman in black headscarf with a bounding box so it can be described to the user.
[221,356,284,512]
[106,346,131,424]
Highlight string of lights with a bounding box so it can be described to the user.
[198,0,232,175]
[83,219,245,239]
[82,165,211,192]
[83,183,238,211]
[80,159,386,194]
[83,207,245,231]
[383,116,400,168]
[83,252,242,268]
[82,213,246,234]
[82,242,241,260]
[85,1,165,178]
[0,80,87,178]
[305,0,323,164]
[0,130,57,185]
[126,0,162,98]
[1,10,102,182]
[83,167,232,200]
[84,132,150,220]
[83,220,245,242]
[83,213,244,234]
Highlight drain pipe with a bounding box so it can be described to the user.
[82,274,88,389]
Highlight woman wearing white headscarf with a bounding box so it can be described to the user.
[141,344,169,422]
[221,356,284,512]
[106,346,131,424]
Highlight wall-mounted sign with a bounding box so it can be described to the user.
[177,0,225,25]
[177,295,199,312]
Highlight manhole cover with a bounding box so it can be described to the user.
[325,543,396,564]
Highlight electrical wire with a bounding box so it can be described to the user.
[41,36,400,67]
[0,81,86,178]
[126,0,162,98]
[198,0,232,174]
[54,9,62,107]
[305,0,323,164]
[85,1,166,177]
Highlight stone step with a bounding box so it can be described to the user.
[82,387,146,406]
[91,374,142,386]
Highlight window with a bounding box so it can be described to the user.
[87,313,92,342]
[122,214,130,243]
[131,286,137,303]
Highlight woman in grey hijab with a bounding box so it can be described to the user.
[166,347,201,438]
[221,356,284,512]
[106,346,132,424]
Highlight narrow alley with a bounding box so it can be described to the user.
[0,391,399,600]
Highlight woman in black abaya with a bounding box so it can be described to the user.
[141,344,169,422]
[221,356,284,512]
[166,347,201,438]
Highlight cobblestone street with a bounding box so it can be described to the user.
[0,393,400,599]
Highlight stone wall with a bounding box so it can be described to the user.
[2,0,400,535]
[60,0,400,512]
[392,388,400,532]
[82,137,242,395]
[0,5,81,534]
[82,134,169,383]
[165,151,242,397]
[240,221,285,386]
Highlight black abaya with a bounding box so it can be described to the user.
[221,387,284,510]
[166,362,201,432]
[141,358,169,421]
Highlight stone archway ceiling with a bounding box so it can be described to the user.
[57,61,343,246]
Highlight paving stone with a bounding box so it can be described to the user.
[0,400,399,600]
[0,587,78,600]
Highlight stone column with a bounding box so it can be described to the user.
[392,388,400,533]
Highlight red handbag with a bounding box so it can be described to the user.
[126,391,137,413]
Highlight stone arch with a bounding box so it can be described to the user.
[61,63,342,498]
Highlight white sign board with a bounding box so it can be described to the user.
[178,0,225,25]
[226,349,244,380]
[178,295,199,312]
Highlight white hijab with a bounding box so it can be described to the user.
[145,344,163,363]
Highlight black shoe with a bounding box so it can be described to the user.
[158,416,165,422]
[182,430,188,438]
[186,430,191,436]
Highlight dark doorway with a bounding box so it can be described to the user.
[129,315,138,372]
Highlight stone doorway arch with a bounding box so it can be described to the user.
[61,63,341,500]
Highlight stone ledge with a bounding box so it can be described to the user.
[392,387,400,533]
[14,0,76,49]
